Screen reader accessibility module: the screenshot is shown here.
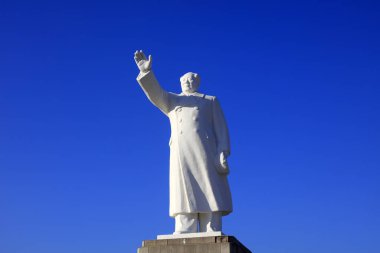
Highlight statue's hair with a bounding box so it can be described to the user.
[180,72,201,89]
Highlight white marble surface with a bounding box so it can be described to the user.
[157,231,224,240]
[134,50,233,233]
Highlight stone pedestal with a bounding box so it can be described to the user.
[138,236,252,253]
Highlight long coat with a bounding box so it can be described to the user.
[137,71,232,217]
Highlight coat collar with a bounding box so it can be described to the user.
[180,91,205,98]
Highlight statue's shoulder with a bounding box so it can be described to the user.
[204,94,216,101]
[168,92,181,97]
[192,92,216,102]
[167,92,182,104]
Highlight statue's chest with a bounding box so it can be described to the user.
[169,96,212,127]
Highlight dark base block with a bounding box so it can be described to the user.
[138,236,252,253]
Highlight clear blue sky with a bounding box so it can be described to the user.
[1,1,379,253]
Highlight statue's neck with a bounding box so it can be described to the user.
[182,91,193,96]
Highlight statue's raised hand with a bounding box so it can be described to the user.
[134,50,152,73]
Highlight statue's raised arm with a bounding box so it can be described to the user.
[134,50,171,114]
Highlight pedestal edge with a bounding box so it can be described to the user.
[140,235,251,253]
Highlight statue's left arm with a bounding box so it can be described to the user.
[212,97,231,173]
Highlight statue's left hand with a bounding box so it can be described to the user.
[134,50,152,73]
[215,151,230,175]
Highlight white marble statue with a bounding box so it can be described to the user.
[134,50,232,234]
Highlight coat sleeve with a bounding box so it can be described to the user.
[136,70,172,115]
[212,97,231,156]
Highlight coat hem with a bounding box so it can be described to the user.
[170,210,232,218]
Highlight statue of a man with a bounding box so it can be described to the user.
[134,50,232,234]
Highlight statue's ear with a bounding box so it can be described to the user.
[194,73,201,88]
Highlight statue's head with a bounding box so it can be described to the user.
[180,72,201,94]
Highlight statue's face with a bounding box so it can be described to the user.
[180,72,200,94]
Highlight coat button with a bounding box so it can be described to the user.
[192,116,198,121]
[180,130,183,134]
[179,118,183,123]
